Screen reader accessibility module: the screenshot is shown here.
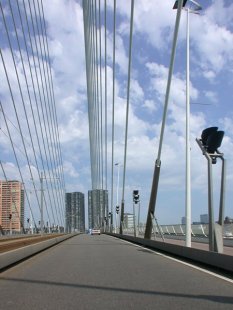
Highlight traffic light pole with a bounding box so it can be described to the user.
[218,156,226,227]
[206,153,215,251]
[133,201,136,237]
[196,138,225,253]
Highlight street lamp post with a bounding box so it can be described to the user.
[185,0,202,249]
[173,0,202,247]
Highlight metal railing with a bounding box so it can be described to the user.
[123,223,233,238]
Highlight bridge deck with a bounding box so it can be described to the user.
[0,234,232,310]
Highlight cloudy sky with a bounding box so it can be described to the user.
[0,0,233,227]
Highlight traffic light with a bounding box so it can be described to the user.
[133,190,140,204]
[116,205,120,214]
[27,218,30,223]
[201,127,218,145]
[201,127,224,154]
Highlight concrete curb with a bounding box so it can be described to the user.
[0,234,77,271]
[108,233,233,274]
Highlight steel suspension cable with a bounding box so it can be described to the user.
[39,0,66,221]
[98,0,104,190]
[83,0,95,189]
[0,4,44,224]
[104,0,108,191]
[33,0,64,225]
[26,0,61,227]
[16,0,57,227]
[30,0,62,226]
[120,0,135,234]
[39,0,66,223]
[92,0,98,189]
[94,0,101,189]
[110,0,116,232]
[7,0,56,227]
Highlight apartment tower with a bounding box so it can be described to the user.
[0,180,24,233]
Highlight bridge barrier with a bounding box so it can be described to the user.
[0,233,77,271]
[125,223,233,238]
[108,233,233,274]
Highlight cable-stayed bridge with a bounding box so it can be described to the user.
[0,1,233,309]
[0,0,66,233]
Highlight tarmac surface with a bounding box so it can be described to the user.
[0,234,233,310]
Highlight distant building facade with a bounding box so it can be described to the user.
[124,213,134,229]
[88,189,108,230]
[181,217,186,225]
[0,180,24,233]
[200,214,208,224]
[65,192,85,233]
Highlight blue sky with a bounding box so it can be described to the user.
[0,0,233,227]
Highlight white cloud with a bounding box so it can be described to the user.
[205,0,233,28]
[63,161,79,178]
[202,70,216,80]
[143,99,157,112]
[59,110,89,143]
[191,7,233,74]
[203,91,218,104]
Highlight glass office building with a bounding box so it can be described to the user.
[65,192,85,233]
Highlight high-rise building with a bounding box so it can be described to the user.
[0,180,25,233]
[200,214,208,224]
[181,216,186,225]
[123,213,134,229]
[65,192,85,233]
[88,189,108,230]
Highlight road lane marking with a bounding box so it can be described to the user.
[119,238,233,284]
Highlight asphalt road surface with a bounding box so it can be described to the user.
[0,234,232,310]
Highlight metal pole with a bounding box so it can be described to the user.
[185,8,191,247]
[219,157,226,226]
[10,215,12,235]
[207,156,215,251]
[138,201,141,235]
[116,163,120,206]
[120,0,134,235]
[144,0,184,239]
[29,190,33,234]
[195,138,224,252]
[110,0,116,233]
[133,202,136,237]
[40,172,44,235]
[115,163,120,233]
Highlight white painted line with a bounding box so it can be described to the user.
[120,238,233,285]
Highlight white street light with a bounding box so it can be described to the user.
[184,0,202,248]
[173,0,202,247]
